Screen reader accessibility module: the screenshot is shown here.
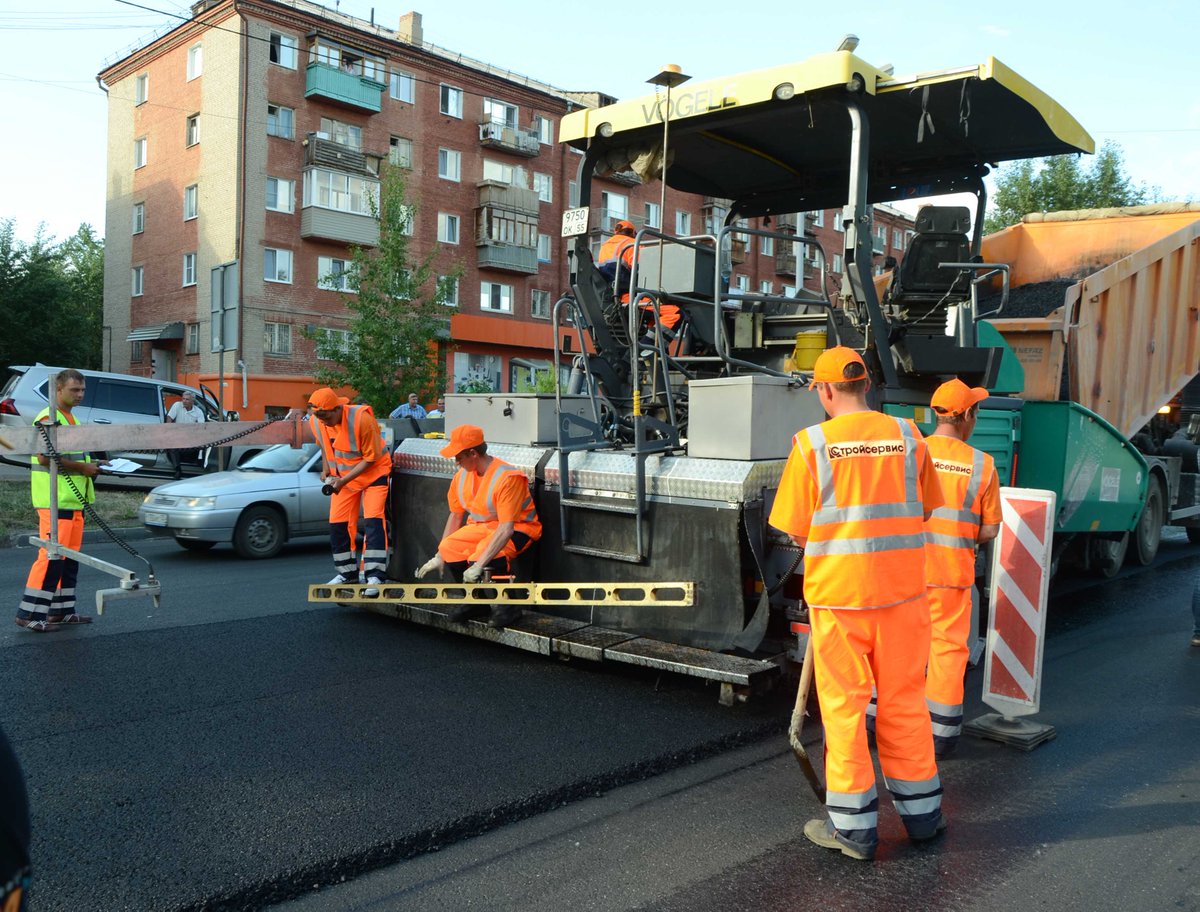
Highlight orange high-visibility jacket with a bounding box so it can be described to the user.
[923,434,1001,588]
[770,410,943,610]
[312,404,391,490]
[448,457,542,539]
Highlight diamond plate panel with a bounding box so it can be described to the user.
[392,437,552,478]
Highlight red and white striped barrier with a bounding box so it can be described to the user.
[965,486,1057,750]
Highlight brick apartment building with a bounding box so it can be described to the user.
[98,0,912,418]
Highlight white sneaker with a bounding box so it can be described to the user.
[362,575,385,597]
[326,573,352,585]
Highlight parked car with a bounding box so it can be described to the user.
[138,443,327,558]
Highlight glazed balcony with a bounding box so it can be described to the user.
[305,62,385,113]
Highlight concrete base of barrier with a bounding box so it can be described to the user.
[964,713,1057,751]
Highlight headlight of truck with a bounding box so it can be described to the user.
[180,496,218,509]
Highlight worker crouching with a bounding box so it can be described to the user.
[415,425,542,627]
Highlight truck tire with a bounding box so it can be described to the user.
[1088,532,1129,579]
[1129,476,1165,566]
[233,505,286,559]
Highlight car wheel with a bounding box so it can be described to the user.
[175,538,216,553]
[233,505,286,559]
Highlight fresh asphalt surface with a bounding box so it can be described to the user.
[1,526,1197,911]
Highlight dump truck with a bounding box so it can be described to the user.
[322,50,1197,699]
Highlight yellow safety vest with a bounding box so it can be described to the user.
[30,407,94,509]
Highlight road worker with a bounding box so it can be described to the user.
[924,379,1002,756]
[769,346,945,861]
[596,219,681,333]
[309,387,391,595]
[414,424,541,628]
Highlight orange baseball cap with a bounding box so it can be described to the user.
[808,346,867,388]
[931,378,989,416]
[309,387,349,410]
[439,424,485,458]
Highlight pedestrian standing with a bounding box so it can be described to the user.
[165,390,206,478]
[769,346,945,860]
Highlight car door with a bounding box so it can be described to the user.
[296,446,328,534]
[89,379,161,424]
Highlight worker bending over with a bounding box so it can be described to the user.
[923,379,1001,756]
[415,425,541,627]
[596,219,680,333]
[769,346,945,861]
[309,388,391,594]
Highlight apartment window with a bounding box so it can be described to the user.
[734,274,749,292]
[439,275,459,307]
[317,256,355,292]
[187,44,203,80]
[534,114,553,145]
[397,204,415,236]
[303,169,379,216]
[267,104,294,139]
[675,210,691,235]
[389,70,415,103]
[437,213,460,244]
[263,321,292,355]
[186,322,200,355]
[131,341,143,362]
[266,177,294,213]
[533,172,553,204]
[482,159,515,185]
[893,228,905,250]
[182,252,196,287]
[135,73,148,105]
[568,180,578,208]
[389,136,413,168]
[759,280,772,295]
[833,254,843,273]
[318,328,353,360]
[131,266,144,297]
[132,202,144,235]
[185,114,200,147]
[600,191,628,223]
[812,209,825,228]
[480,281,512,313]
[537,233,551,262]
[531,289,551,319]
[183,184,198,220]
[264,248,293,283]
[483,97,518,127]
[833,212,844,232]
[439,84,463,118]
[319,116,361,150]
[874,225,888,250]
[644,202,661,229]
[761,234,774,256]
[906,229,915,246]
[438,148,461,181]
[134,137,147,169]
[269,32,298,69]
[782,284,796,297]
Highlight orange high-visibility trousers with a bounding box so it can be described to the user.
[438,522,528,565]
[328,481,389,578]
[925,584,972,749]
[19,509,86,620]
[810,596,942,846]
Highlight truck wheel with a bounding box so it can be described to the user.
[233,505,285,559]
[1129,477,1165,566]
[1088,532,1129,579]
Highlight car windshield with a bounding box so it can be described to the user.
[239,443,319,473]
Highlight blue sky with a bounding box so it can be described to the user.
[2,0,1197,243]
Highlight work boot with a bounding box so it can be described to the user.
[487,604,523,629]
[361,575,385,598]
[325,573,353,585]
[910,814,948,845]
[1191,633,1200,648]
[446,603,486,623]
[803,818,875,861]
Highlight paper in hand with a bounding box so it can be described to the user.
[103,458,143,474]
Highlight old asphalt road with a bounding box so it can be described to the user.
[1,531,1198,911]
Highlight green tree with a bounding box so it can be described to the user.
[58,224,105,370]
[307,166,459,413]
[985,141,1150,234]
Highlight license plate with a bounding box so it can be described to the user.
[561,206,589,237]
[144,512,168,526]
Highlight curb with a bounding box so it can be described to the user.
[4,527,155,549]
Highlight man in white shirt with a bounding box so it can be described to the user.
[166,391,206,478]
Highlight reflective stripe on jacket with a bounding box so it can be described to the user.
[30,407,94,509]
[924,435,997,588]
[451,458,541,538]
[313,404,390,486]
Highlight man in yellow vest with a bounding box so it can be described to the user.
[16,369,108,632]
[309,388,392,594]
[924,378,1001,756]
[769,347,945,861]
[415,424,541,627]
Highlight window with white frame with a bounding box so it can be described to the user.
[568,180,578,208]
[534,115,553,145]
[812,209,825,228]
[440,84,463,118]
[644,202,660,229]
[453,352,500,392]
[134,137,147,168]
[437,213,459,244]
[483,98,518,127]
[438,148,461,181]
[397,204,414,236]
[389,136,412,168]
[264,248,293,283]
[266,177,294,213]
[533,172,552,204]
[893,228,904,250]
[875,225,887,247]
[782,284,796,297]
[733,274,749,292]
[601,191,628,222]
[834,213,844,232]
[531,289,551,319]
[132,202,144,235]
[186,322,199,355]
[318,328,353,360]
[389,70,415,103]
[439,275,459,307]
[761,234,774,256]
[267,104,294,139]
[187,44,203,80]
[269,32,297,69]
[759,280,772,295]
[319,117,362,149]
[185,113,200,147]
[264,321,291,355]
[537,233,551,262]
[131,266,144,297]
[303,169,379,216]
[135,73,148,105]
[480,281,513,313]
[905,229,915,246]
[675,210,691,235]
[183,184,198,220]
[182,252,196,287]
[482,159,516,185]
[317,256,355,292]
[833,254,843,273]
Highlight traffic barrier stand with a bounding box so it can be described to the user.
[964,487,1057,751]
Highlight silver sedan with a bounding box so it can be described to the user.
[138,443,329,559]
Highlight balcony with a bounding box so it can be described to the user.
[595,209,645,234]
[729,238,747,264]
[775,251,797,276]
[304,134,381,177]
[476,242,538,274]
[301,207,379,246]
[606,169,641,187]
[477,180,539,216]
[478,121,540,157]
[305,62,385,113]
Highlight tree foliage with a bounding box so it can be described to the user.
[307,166,459,414]
[984,142,1153,234]
[0,221,104,375]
